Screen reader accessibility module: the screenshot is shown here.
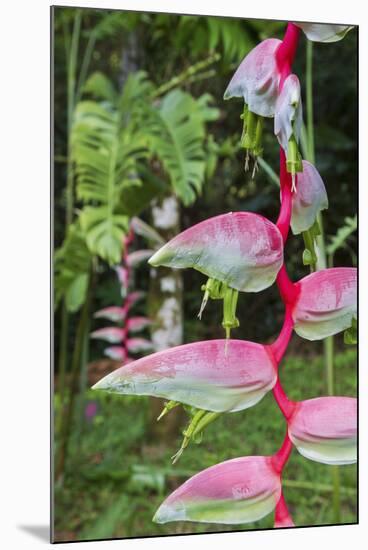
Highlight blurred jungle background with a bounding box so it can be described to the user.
[52,7,358,543]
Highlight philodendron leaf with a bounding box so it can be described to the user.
[293,268,357,340]
[92,339,277,413]
[153,456,281,524]
[288,397,357,465]
[149,212,284,293]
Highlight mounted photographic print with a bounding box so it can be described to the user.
[52,5,358,543]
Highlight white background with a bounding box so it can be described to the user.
[1,0,366,548]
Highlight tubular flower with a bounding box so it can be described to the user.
[153,456,282,525]
[93,339,278,413]
[274,74,303,190]
[294,22,354,43]
[290,160,328,234]
[288,397,357,465]
[292,267,357,340]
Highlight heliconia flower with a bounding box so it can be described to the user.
[126,337,154,354]
[104,346,127,361]
[125,290,145,306]
[288,397,357,465]
[224,39,282,118]
[153,456,282,524]
[294,22,354,43]
[290,160,328,234]
[93,306,127,322]
[126,249,154,268]
[292,267,357,340]
[274,74,303,189]
[149,213,284,293]
[90,327,125,344]
[126,316,151,333]
[92,339,277,413]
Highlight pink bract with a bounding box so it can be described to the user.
[274,74,303,152]
[126,316,151,333]
[149,212,284,293]
[290,160,328,234]
[93,339,277,413]
[126,337,154,354]
[153,456,281,524]
[294,23,353,43]
[224,39,282,117]
[293,267,357,340]
[126,250,154,268]
[90,327,124,344]
[104,346,127,361]
[93,306,127,322]
[288,396,357,465]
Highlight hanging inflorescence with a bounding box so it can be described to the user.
[93,21,357,528]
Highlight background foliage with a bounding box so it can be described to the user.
[53,7,357,542]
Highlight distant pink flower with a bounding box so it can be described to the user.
[126,337,154,354]
[104,346,127,361]
[126,250,154,268]
[93,306,127,322]
[153,455,282,524]
[85,401,98,422]
[93,339,277,413]
[288,396,357,465]
[90,327,125,344]
[125,291,145,308]
[292,268,357,340]
[126,316,151,333]
[114,266,129,297]
[149,212,284,293]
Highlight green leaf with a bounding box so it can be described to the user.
[54,224,92,312]
[80,206,128,265]
[344,317,357,345]
[327,215,357,257]
[83,71,118,103]
[145,90,219,205]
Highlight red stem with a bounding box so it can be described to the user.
[274,491,294,527]
[271,303,294,363]
[272,379,296,420]
[276,23,300,88]
[272,431,293,473]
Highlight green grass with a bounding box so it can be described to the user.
[54,347,357,542]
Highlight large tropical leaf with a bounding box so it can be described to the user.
[54,223,92,312]
[145,89,219,205]
[72,74,149,265]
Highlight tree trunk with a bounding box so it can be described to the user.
[147,195,185,442]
